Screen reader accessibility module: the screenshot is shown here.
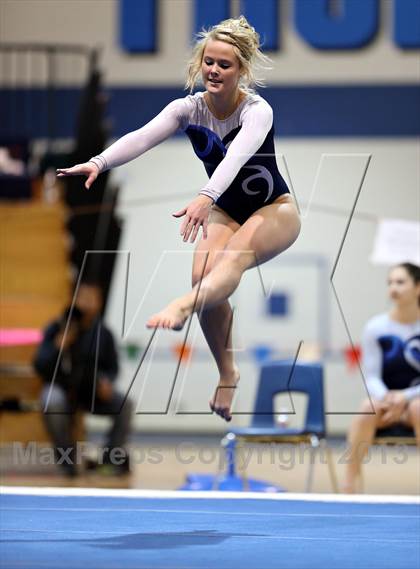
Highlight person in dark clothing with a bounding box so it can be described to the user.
[33,282,132,477]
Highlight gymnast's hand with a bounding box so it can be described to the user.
[380,390,407,425]
[56,162,99,190]
[173,194,214,243]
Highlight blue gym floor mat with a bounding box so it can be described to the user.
[1,488,419,569]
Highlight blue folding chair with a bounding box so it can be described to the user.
[222,360,338,492]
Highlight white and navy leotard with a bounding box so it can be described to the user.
[90,91,290,225]
[362,313,420,401]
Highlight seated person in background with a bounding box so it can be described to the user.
[33,280,133,477]
[343,262,420,493]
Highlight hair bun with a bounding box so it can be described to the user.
[237,15,251,29]
[237,15,259,47]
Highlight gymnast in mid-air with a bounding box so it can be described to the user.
[57,16,301,422]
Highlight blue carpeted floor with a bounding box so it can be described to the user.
[1,490,419,569]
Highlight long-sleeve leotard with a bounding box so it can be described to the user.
[89,94,274,203]
[362,313,420,401]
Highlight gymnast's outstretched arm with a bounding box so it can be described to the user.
[56,98,189,189]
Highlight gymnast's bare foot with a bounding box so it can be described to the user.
[209,366,240,422]
[146,299,190,331]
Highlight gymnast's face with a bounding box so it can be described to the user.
[387,267,419,306]
[201,39,242,98]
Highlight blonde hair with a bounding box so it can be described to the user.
[185,15,272,95]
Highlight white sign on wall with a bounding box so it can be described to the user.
[371,218,420,265]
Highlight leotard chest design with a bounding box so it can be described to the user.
[362,313,420,399]
[91,90,291,225]
[181,92,289,224]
